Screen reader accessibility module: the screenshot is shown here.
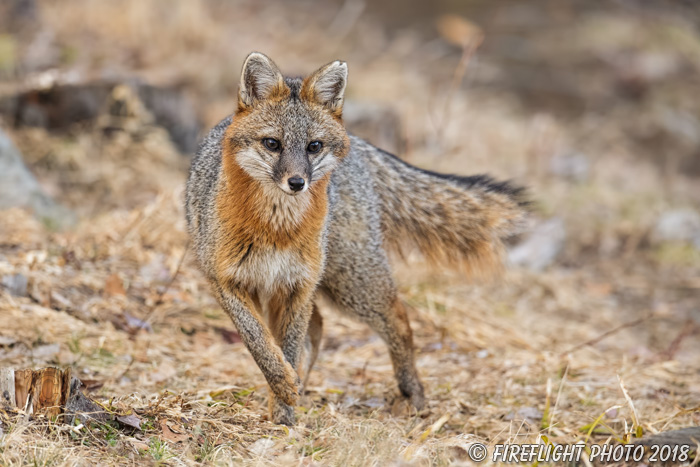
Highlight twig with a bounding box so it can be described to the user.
[143,239,190,326]
[657,405,700,432]
[618,374,641,436]
[548,363,569,436]
[561,312,655,356]
[659,319,700,361]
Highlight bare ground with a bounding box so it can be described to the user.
[1,1,699,465]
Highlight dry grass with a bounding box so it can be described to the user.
[1,0,699,465]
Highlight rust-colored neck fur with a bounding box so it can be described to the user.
[214,137,330,277]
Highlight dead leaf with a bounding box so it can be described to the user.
[117,413,142,430]
[167,420,186,434]
[128,439,149,452]
[80,379,104,392]
[104,274,126,296]
[159,418,188,443]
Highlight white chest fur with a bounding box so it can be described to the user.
[227,247,312,298]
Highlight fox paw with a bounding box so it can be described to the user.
[270,363,302,406]
[400,379,425,410]
[410,391,425,411]
[271,400,295,425]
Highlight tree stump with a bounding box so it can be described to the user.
[0,367,106,423]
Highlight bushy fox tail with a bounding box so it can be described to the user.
[365,146,529,276]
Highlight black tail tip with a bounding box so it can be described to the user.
[458,174,531,208]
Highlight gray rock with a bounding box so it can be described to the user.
[1,273,27,296]
[652,209,700,248]
[65,376,110,425]
[0,128,73,228]
[508,217,566,271]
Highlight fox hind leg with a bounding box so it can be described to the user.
[299,303,323,390]
[385,298,425,409]
[321,253,425,410]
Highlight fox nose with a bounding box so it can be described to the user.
[288,177,306,192]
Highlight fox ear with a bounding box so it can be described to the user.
[302,60,348,115]
[239,52,285,107]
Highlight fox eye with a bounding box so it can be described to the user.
[307,141,323,154]
[262,138,280,151]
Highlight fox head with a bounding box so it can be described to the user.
[225,52,350,196]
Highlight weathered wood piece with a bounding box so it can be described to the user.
[637,427,700,449]
[31,367,63,418]
[0,368,15,406]
[14,369,32,410]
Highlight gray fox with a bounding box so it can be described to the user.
[186,52,528,425]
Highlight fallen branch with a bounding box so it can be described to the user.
[561,312,655,356]
[659,319,700,361]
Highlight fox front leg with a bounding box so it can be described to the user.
[266,287,315,425]
[215,283,302,410]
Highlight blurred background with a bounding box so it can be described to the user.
[2,0,700,252]
[0,0,698,464]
